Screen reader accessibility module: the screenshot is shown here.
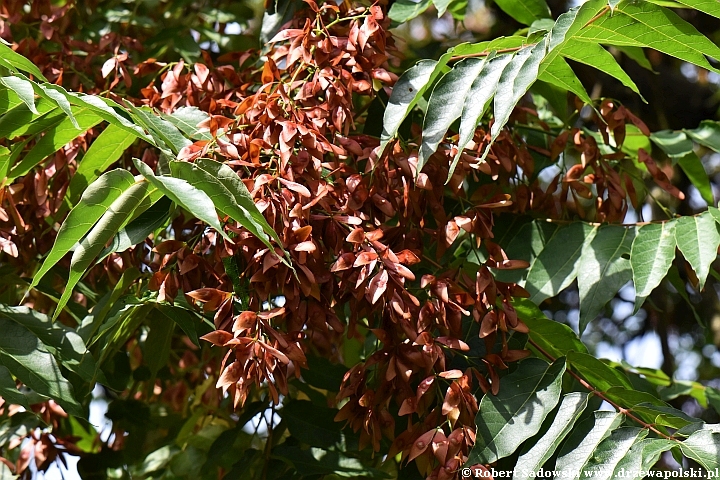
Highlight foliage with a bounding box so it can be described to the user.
[2,0,720,479]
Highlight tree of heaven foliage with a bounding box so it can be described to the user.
[3,0,720,478]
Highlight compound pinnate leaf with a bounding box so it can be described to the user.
[169,160,271,246]
[450,54,513,180]
[577,1,720,73]
[0,364,30,408]
[194,158,288,257]
[161,106,213,141]
[467,357,566,465]
[610,438,674,480]
[537,56,592,105]
[559,39,642,98]
[677,152,713,204]
[0,317,82,416]
[490,42,546,142]
[419,58,487,174]
[9,108,102,180]
[514,392,590,479]
[630,221,677,309]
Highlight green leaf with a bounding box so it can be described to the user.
[155,304,200,347]
[467,358,566,464]
[144,314,175,376]
[0,305,100,385]
[650,130,694,158]
[578,1,720,73]
[685,120,720,152]
[161,107,212,141]
[537,56,592,105]
[679,426,720,470]
[675,212,720,290]
[0,365,30,408]
[581,428,648,480]
[65,93,151,144]
[0,317,81,416]
[134,159,231,241]
[514,393,590,479]
[388,0,432,23]
[490,42,545,142]
[0,44,47,81]
[538,0,606,77]
[632,404,700,430]
[127,105,191,154]
[66,124,137,205]
[0,99,61,140]
[99,196,171,259]
[419,58,488,174]
[169,160,271,247]
[494,0,551,25]
[433,0,453,17]
[380,60,438,151]
[30,169,136,291]
[678,152,713,204]
[514,298,589,357]
[567,352,634,391]
[554,411,623,480]
[670,0,720,19]
[37,83,79,128]
[0,76,37,114]
[610,438,674,480]
[525,222,595,304]
[55,181,151,320]
[8,108,102,180]
[559,40,643,98]
[494,219,558,284]
[451,54,513,179]
[630,221,677,309]
[577,225,635,333]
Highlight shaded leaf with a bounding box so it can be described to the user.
[467,358,566,464]
[525,222,595,304]
[554,411,623,480]
[577,225,635,333]
[675,212,720,290]
[514,392,590,479]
